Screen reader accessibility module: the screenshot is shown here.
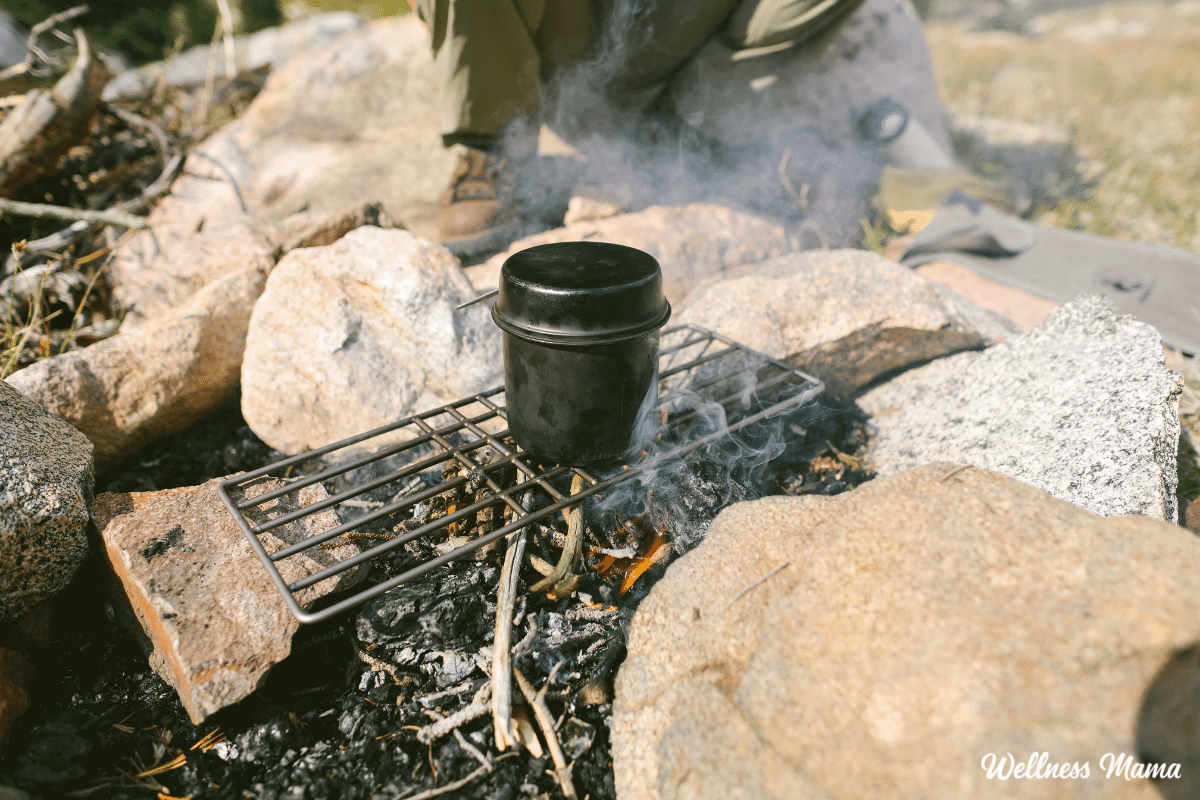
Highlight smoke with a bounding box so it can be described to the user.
[592,342,826,555]
[496,0,878,247]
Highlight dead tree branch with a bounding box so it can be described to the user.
[0,28,108,196]
[0,5,89,83]
[29,6,90,50]
[0,198,146,229]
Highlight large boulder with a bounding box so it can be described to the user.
[859,294,1183,521]
[469,203,800,304]
[6,203,395,467]
[675,248,1019,395]
[614,463,1200,800]
[668,0,951,245]
[108,15,451,321]
[6,266,266,468]
[106,211,278,326]
[241,227,501,455]
[91,476,364,724]
[0,383,94,623]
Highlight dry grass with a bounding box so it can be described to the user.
[926,1,1200,250]
[926,0,1200,507]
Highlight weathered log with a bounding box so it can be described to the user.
[0,28,108,197]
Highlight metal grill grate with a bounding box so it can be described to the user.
[218,325,824,624]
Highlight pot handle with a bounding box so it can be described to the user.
[455,288,499,310]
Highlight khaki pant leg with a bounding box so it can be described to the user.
[583,0,737,97]
[723,0,869,49]
[536,0,600,80]
[411,0,547,146]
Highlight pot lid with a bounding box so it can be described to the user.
[492,241,671,344]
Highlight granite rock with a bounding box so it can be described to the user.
[107,208,277,325]
[0,383,94,622]
[6,267,266,467]
[241,227,500,455]
[469,203,798,305]
[276,200,396,252]
[613,463,1200,800]
[91,476,363,723]
[108,15,451,319]
[676,248,1020,395]
[858,294,1183,521]
[109,183,399,326]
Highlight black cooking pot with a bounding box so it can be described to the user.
[491,241,671,465]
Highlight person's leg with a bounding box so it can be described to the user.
[669,0,952,245]
[601,0,742,94]
[410,0,545,149]
[722,0,868,50]
[413,0,601,248]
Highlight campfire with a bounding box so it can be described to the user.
[211,325,841,795]
[6,325,871,799]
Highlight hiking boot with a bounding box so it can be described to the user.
[436,146,519,253]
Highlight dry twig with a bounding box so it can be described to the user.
[357,646,404,686]
[723,561,790,613]
[513,666,577,799]
[190,729,225,752]
[135,752,186,778]
[490,501,529,750]
[531,473,587,595]
[452,729,492,772]
[214,0,238,79]
[940,464,973,483]
[0,5,89,82]
[398,764,490,800]
[0,197,147,229]
[415,682,491,745]
[105,104,170,162]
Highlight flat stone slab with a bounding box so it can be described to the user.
[6,267,265,468]
[614,463,1200,800]
[92,476,364,723]
[859,294,1183,520]
[0,382,94,623]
